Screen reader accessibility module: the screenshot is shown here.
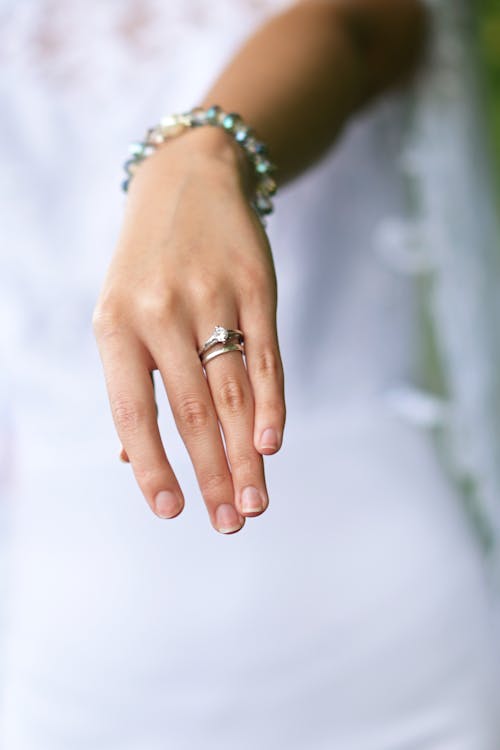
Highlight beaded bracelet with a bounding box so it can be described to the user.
[122,105,277,224]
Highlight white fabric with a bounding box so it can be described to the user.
[0,0,499,747]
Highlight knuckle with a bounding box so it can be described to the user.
[216,377,247,414]
[240,261,274,297]
[135,290,177,327]
[254,348,282,380]
[188,276,220,304]
[176,395,210,433]
[200,471,229,500]
[241,275,268,304]
[247,264,270,290]
[111,395,148,434]
[229,452,254,476]
[133,464,158,486]
[91,303,122,338]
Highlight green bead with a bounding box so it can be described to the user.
[234,126,250,143]
[255,194,273,215]
[123,158,137,176]
[222,113,241,131]
[259,176,277,196]
[206,105,222,124]
[128,142,145,157]
[189,107,208,126]
[255,157,275,175]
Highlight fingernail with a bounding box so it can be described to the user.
[240,485,266,514]
[155,490,183,519]
[119,447,130,463]
[216,503,244,534]
[259,427,279,452]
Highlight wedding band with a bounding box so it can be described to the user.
[198,325,244,357]
[201,342,245,367]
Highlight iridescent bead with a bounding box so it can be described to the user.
[205,105,222,124]
[221,113,241,131]
[243,136,258,154]
[189,107,208,126]
[160,114,179,129]
[123,158,139,176]
[254,157,275,175]
[145,126,164,145]
[128,142,145,157]
[244,137,267,156]
[250,200,268,225]
[159,114,188,137]
[255,193,274,215]
[161,123,186,138]
[259,175,277,196]
[121,178,130,192]
[234,126,250,143]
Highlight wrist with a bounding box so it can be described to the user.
[155,125,257,199]
[123,106,276,221]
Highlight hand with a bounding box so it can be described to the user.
[92,126,286,534]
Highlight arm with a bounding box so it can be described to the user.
[93,0,428,534]
[198,0,428,184]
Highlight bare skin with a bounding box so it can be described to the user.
[92,0,428,534]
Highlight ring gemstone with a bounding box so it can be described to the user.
[198,325,245,358]
[214,326,229,343]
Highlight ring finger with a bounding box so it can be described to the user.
[148,323,246,535]
[199,317,269,518]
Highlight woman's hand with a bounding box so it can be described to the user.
[92,126,286,534]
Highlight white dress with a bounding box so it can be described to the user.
[1,1,499,747]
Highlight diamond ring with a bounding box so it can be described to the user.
[198,325,244,358]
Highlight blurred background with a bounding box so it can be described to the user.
[479,0,500,200]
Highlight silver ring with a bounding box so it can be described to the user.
[201,342,245,367]
[198,325,244,357]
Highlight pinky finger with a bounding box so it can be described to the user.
[241,320,286,455]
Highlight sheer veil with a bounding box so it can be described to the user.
[396,0,500,574]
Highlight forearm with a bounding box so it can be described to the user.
[198,0,428,185]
